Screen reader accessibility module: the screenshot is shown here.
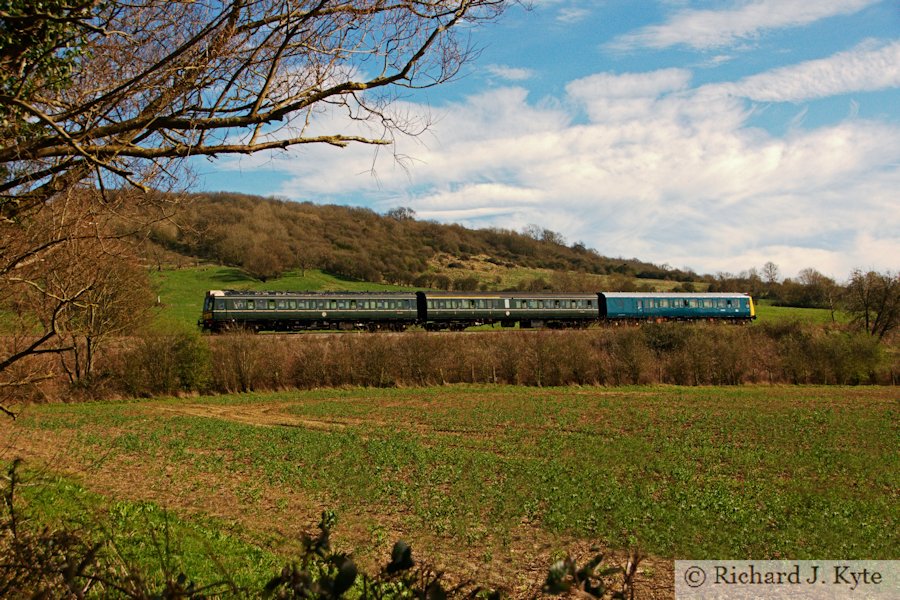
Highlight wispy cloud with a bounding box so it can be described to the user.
[484,64,535,81]
[609,0,878,50]
[556,7,590,24]
[710,39,900,102]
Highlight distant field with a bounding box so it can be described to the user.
[3,385,895,594]
[753,299,848,324]
[151,266,834,331]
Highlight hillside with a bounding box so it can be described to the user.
[147,192,698,291]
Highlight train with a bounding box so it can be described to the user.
[198,290,756,333]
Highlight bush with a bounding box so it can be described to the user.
[115,331,211,397]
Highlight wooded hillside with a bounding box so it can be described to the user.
[148,192,695,289]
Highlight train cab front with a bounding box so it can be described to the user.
[198,290,224,332]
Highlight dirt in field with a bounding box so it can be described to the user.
[0,397,679,599]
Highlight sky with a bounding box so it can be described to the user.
[197,0,900,280]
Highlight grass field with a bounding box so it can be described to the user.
[753,299,848,324]
[2,385,896,595]
[151,266,838,331]
[150,267,412,330]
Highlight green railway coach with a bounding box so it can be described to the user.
[417,291,599,330]
[199,290,418,332]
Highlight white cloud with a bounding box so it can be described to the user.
[710,39,900,102]
[609,0,879,50]
[484,64,535,81]
[556,7,590,24]
[227,52,900,278]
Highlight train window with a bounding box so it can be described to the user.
[386,301,394,309]
[683,299,690,308]
[587,300,592,308]
[215,300,226,310]
[288,300,297,309]
[660,299,669,308]
[726,299,733,307]
[703,299,713,308]
[375,300,384,309]
[277,300,286,309]
[427,300,434,309]
[349,300,357,309]
[268,300,276,310]
[689,299,698,308]
[636,300,642,310]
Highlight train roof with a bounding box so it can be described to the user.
[600,292,751,298]
[419,291,596,298]
[206,290,416,297]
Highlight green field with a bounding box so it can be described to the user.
[151,266,838,331]
[3,385,896,593]
[151,267,411,330]
[753,299,848,324]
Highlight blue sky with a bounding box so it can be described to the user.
[197,0,900,279]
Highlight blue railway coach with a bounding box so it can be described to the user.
[599,292,755,322]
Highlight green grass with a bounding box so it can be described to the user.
[10,467,282,592]
[754,299,849,324]
[151,266,837,331]
[150,266,410,330]
[10,386,898,564]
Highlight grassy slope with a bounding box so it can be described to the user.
[151,266,839,331]
[150,266,411,330]
[4,385,896,592]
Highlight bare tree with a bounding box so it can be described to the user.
[2,0,511,219]
[60,247,155,384]
[1,0,513,412]
[845,270,900,340]
[762,261,780,284]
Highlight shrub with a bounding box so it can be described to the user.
[115,331,211,397]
